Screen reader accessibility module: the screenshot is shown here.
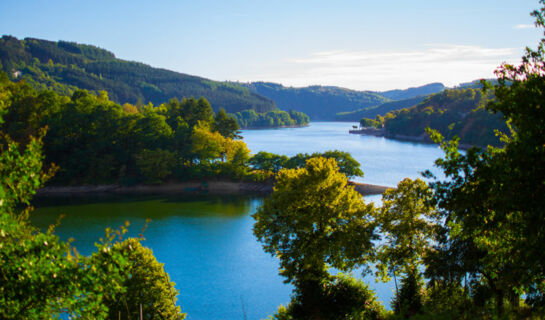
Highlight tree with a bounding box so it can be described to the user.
[95,238,185,320]
[213,107,240,139]
[0,79,186,319]
[253,157,377,317]
[249,151,289,172]
[190,122,226,163]
[135,148,177,184]
[375,179,438,290]
[391,267,424,318]
[284,150,364,179]
[422,2,545,315]
[0,109,125,319]
[270,273,386,320]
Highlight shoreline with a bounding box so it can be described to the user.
[35,180,390,198]
[241,123,309,130]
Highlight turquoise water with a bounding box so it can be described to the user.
[32,122,447,319]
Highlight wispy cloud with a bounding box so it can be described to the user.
[236,44,522,91]
[514,24,534,29]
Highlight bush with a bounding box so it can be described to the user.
[268,274,386,320]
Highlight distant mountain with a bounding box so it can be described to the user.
[335,96,426,121]
[239,82,389,120]
[0,35,276,113]
[239,81,448,121]
[378,82,445,100]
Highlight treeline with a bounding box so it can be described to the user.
[229,109,309,128]
[0,35,276,113]
[0,72,329,186]
[359,87,509,147]
[255,19,545,317]
[0,72,258,185]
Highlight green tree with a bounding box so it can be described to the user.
[135,148,177,184]
[249,151,289,172]
[0,112,126,319]
[213,107,240,139]
[190,122,226,163]
[285,150,364,179]
[95,238,185,320]
[269,274,386,320]
[253,157,377,317]
[422,3,545,315]
[391,267,424,318]
[375,179,438,287]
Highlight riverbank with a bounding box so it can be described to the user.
[36,180,390,197]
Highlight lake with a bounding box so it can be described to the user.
[32,122,447,320]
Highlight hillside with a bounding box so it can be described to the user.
[378,82,445,100]
[239,81,447,121]
[0,35,276,113]
[239,82,390,120]
[335,96,426,121]
[359,87,509,147]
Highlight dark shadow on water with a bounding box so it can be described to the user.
[30,194,264,230]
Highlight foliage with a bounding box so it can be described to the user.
[95,238,185,320]
[0,74,186,319]
[0,74,254,185]
[359,118,381,128]
[268,274,386,320]
[135,148,177,184]
[249,150,364,179]
[230,109,309,128]
[415,3,545,317]
[254,157,377,318]
[390,268,424,318]
[249,151,289,173]
[366,87,508,148]
[213,107,240,139]
[0,36,277,113]
[421,281,471,319]
[0,106,123,319]
[375,179,438,282]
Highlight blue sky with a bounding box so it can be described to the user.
[1,0,542,90]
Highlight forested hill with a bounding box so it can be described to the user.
[378,82,445,100]
[0,35,276,113]
[239,81,446,120]
[360,87,509,147]
[335,96,426,121]
[238,82,390,120]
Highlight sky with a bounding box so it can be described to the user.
[1,0,542,91]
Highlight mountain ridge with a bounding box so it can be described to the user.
[0,35,277,113]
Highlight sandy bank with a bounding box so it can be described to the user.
[36,180,390,197]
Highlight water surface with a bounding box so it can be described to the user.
[242,121,445,188]
[33,122,447,319]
